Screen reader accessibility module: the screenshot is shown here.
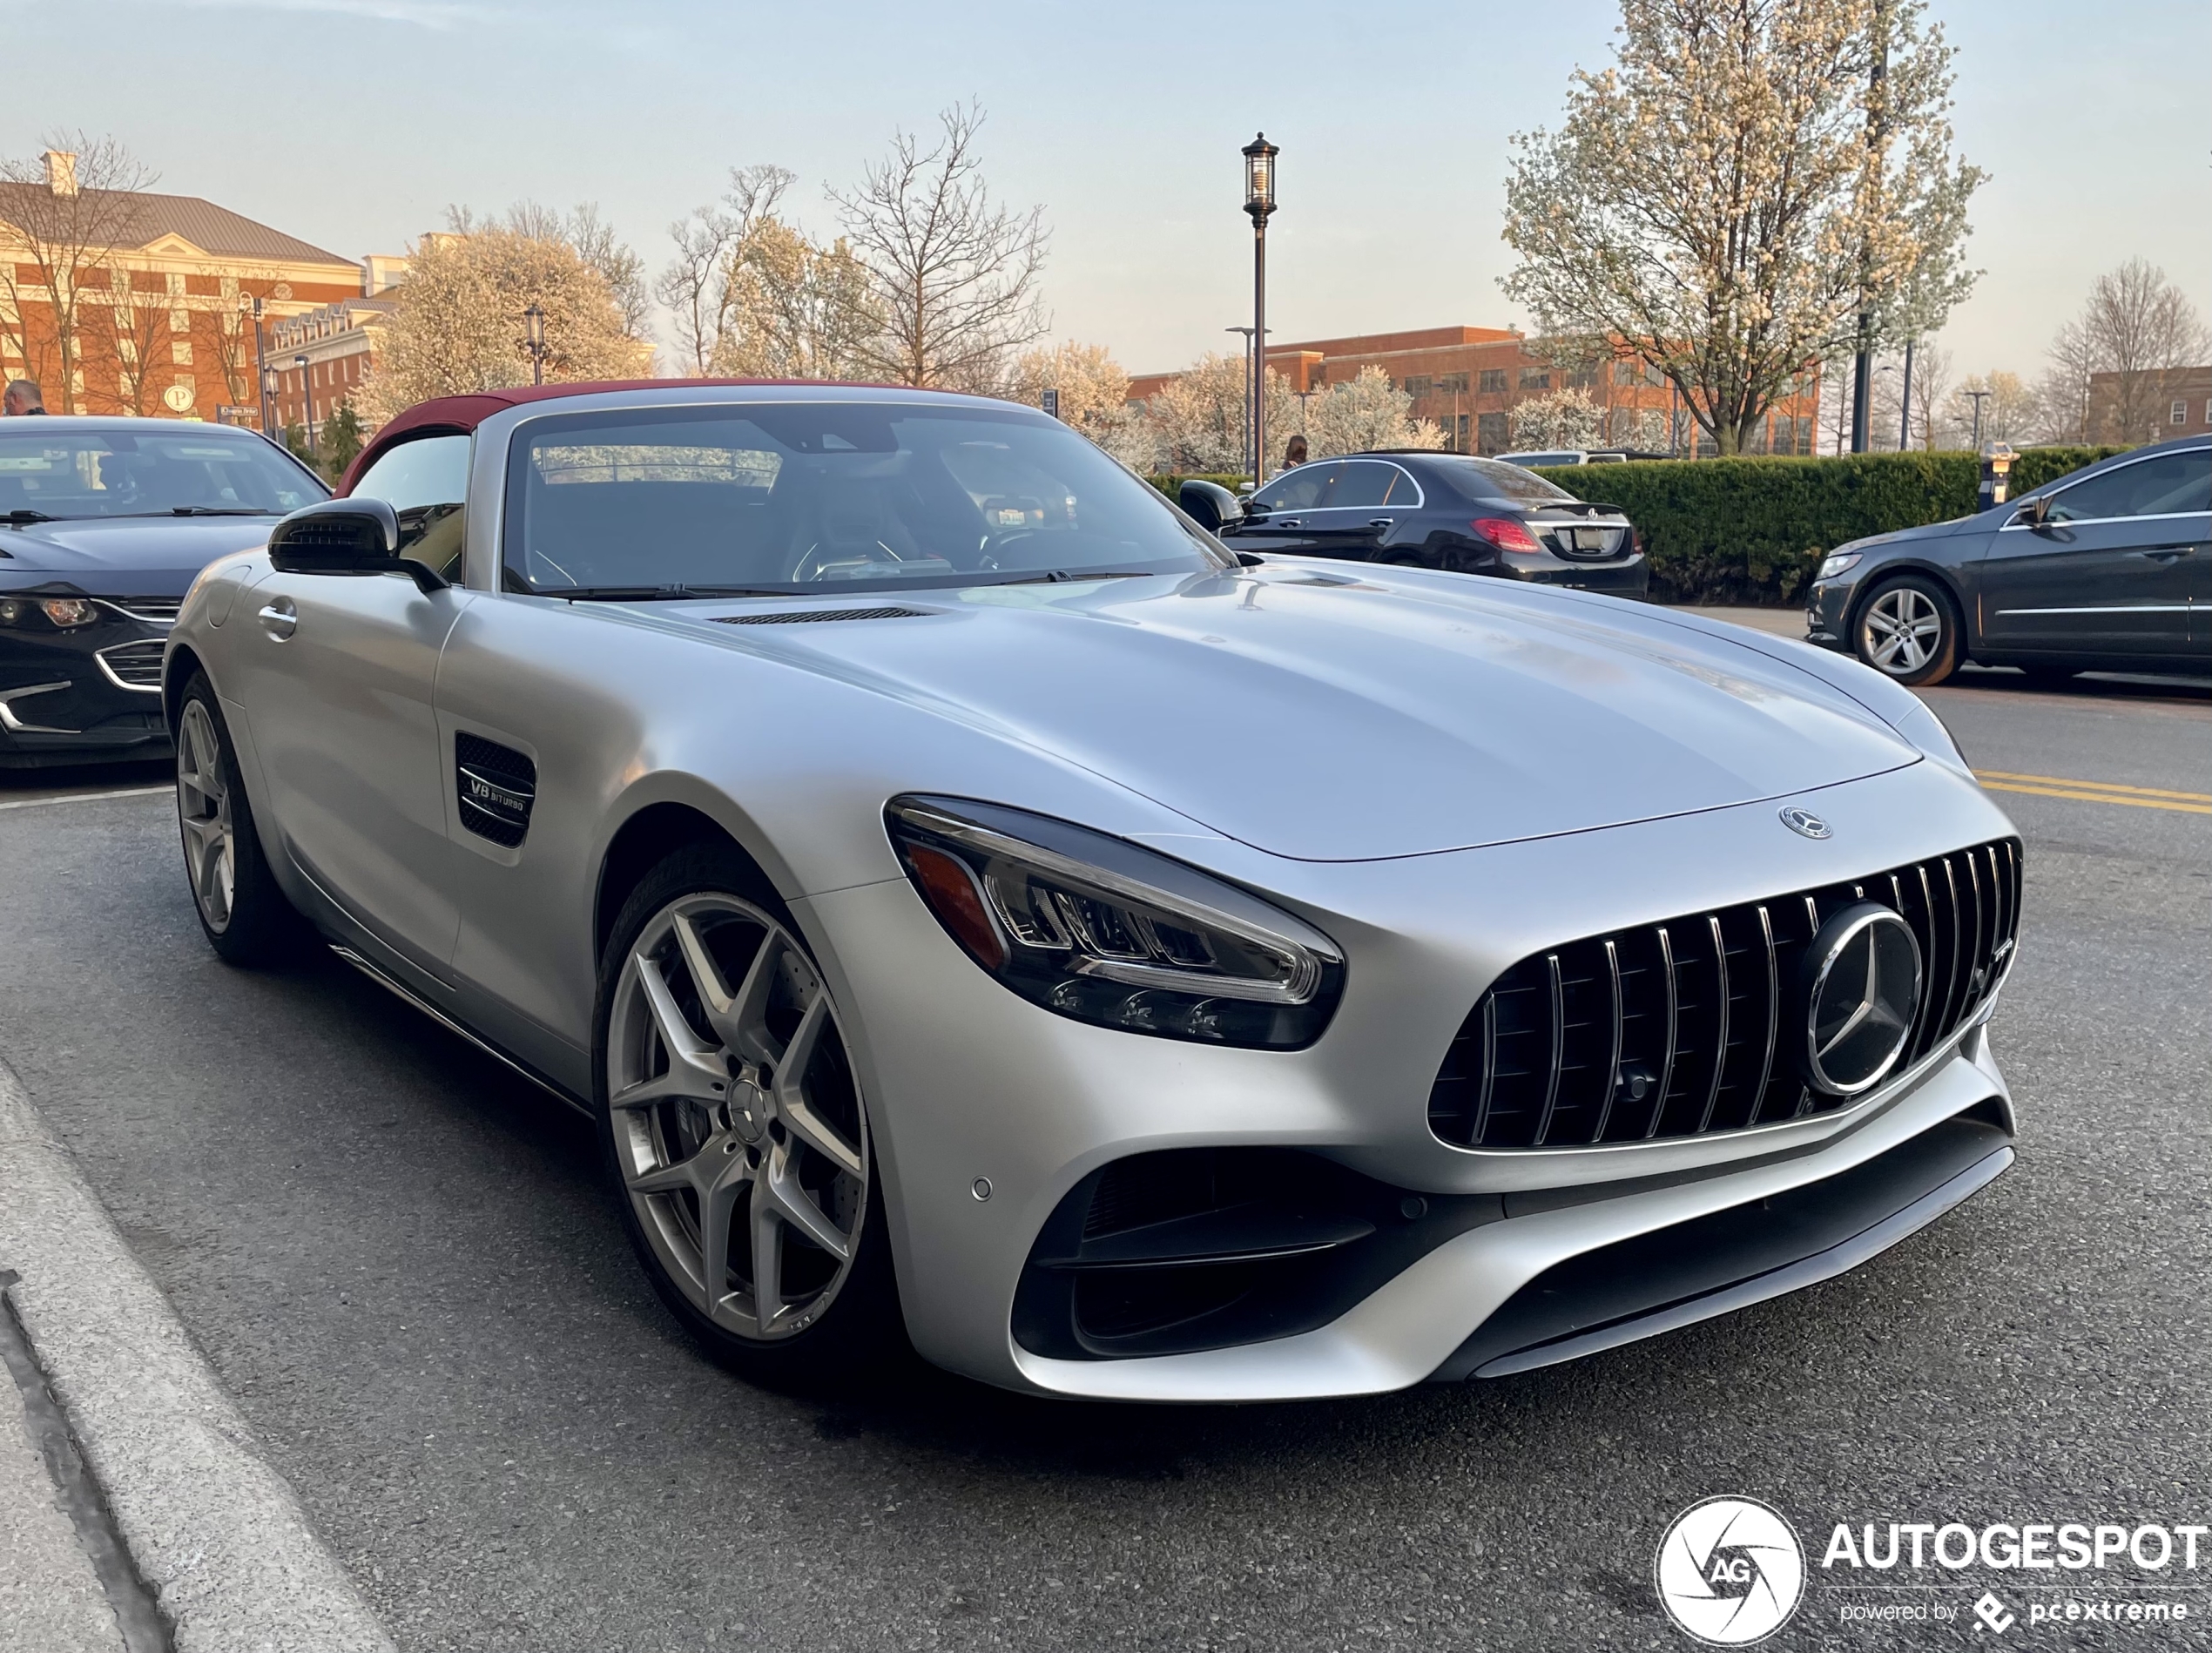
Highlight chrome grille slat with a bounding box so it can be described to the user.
[1429,836,2024,1150]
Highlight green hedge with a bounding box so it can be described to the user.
[1531,447,2128,605]
[1149,472,1250,497]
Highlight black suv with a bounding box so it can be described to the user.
[1182,451,1647,597]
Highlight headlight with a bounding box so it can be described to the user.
[887,796,1346,1049]
[1816,551,1861,581]
[0,596,98,628]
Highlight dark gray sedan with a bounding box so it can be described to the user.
[1806,436,2209,685]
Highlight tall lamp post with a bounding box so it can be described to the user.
[1964,387,1992,451]
[260,367,280,442]
[1224,326,1257,476]
[293,354,314,455]
[1242,133,1278,482]
[523,304,548,387]
[239,291,269,433]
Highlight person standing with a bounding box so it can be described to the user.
[1279,433,1308,474]
[2,380,45,415]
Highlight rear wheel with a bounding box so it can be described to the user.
[1853,576,1959,686]
[174,673,304,965]
[595,843,900,1386]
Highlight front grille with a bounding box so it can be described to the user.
[96,597,182,624]
[94,638,165,691]
[1428,838,2022,1150]
[714,606,927,625]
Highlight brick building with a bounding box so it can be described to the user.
[266,253,408,435]
[2086,364,2212,445]
[0,149,363,428]
[1130,324,1822,457]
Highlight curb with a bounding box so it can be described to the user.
[0,1058,397,1653]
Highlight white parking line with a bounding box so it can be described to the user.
[0,787,171,812]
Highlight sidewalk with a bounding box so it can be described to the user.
[0,1059,396,1653]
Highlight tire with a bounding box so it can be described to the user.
[173,672,307,966]
[1853,575,1960,686]
[593,841,903,1388]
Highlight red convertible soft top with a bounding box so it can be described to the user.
[338,378,927,495]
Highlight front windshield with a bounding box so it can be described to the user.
[0,428,326,517]
[502,401,1228,594]
[1444,455,1579,505]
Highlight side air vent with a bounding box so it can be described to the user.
[455,731,536,847]
[713,606,927,625]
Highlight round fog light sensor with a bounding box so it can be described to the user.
[971,1177,993,1202]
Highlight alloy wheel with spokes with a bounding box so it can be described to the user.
[1854,577,1959,686]
[176,698,237,933]
[606,890,871,1345]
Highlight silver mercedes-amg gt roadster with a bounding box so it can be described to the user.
[162,382,2022,1400]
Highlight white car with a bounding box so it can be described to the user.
[162,381,2022,1400]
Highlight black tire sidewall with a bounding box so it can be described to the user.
[1853,575,1960,687]
[591,841,903,1387]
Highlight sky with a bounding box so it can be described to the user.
[6,0,2206,383]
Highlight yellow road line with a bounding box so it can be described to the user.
[1976,779,2212,815]
[1973,769,2212,803]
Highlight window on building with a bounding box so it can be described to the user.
[1567,368,1597,390]
[171,341,193,366]
[1519,368,1550,390]
[2174,401,2188,426]
[1438,373,1468,395]
[1614,362,1636,385]
[1479,369,1507,394]
[1404,375,1432,399]
[1477,410,1508,454]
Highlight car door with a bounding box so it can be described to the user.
[1976,449,2209,660]
[1302,461,1423,562]
[1232,462,1339,556]
[231,434,475,975]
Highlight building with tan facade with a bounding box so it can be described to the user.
[0,149,368,428]
[1131,324,1822,457]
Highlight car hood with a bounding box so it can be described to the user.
[0,515,279,590]
[659,567,1922,862]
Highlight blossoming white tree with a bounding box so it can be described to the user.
[1304,367,1445,460]
[1508,388,1604,451]
[1004,341,1158,472]
[1501,0,1983,455]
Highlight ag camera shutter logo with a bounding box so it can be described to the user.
[1656,1496,1806,1645]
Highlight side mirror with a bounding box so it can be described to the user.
[2010,494,2050,529]
[268,497,444,591]
[1178,479,1244,534]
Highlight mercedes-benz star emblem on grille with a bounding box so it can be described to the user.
[1798,902,1923,1096]
[1777,806,1831,839]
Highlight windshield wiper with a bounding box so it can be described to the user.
[991,569,1159,586]
[147,507,281,517]
[2,509,58,525]
[556,584,802,602]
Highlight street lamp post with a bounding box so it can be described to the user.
[1243,133,1278,482]
[523,304,548,387]
[1964,387,1992,451]
[1224,326,1257,476]
[1898,338,1916,451]
[294,354,314,455]
[261,367,280,442]
[239,291,269,433]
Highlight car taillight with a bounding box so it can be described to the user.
[1472,517,1541,553]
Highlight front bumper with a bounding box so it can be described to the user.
[0,614,172,767]
[802,757,2018,1400]
[1805,577,1855,651]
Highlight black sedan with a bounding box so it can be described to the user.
[1180,450,1648,596]
[1806,435,2209,685]
[1,417,326,767]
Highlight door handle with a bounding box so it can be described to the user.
[2134,549,2188,563]
[1369,517,1395,529]
[258,597,297,640]
[1276,518,1301,529]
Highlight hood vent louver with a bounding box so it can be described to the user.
[714,606,928,626]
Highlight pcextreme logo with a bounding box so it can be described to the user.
[1656,1496,1807,1646]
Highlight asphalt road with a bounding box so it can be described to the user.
[1,665,2207,1652]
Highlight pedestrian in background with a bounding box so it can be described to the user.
[1280,433,1307,473]
[2,380,45,415]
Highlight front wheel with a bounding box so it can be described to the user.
[1853,576,1960,686]
[174,673,305,965]
[595,844,902,1386]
